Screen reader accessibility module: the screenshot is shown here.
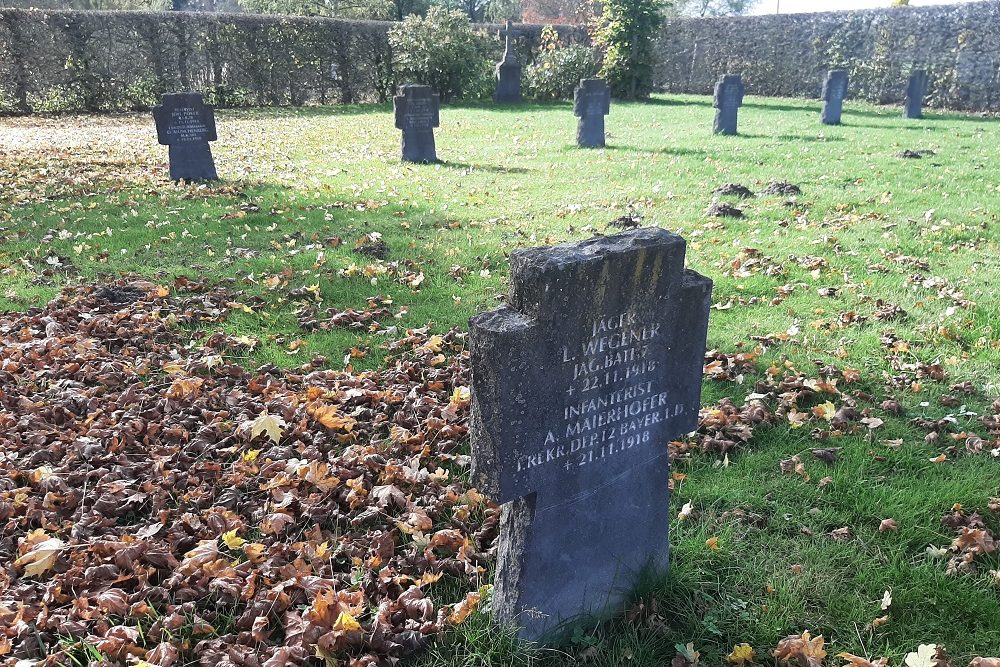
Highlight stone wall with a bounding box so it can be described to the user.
[654,1,1000,111]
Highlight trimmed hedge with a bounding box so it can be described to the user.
[0,9,586,113]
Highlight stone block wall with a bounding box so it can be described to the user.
[655,1,1000,111]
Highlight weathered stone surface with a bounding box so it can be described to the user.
[494,20,524,103]
[713,73,744,135]
[393,84,440,163]
[820,69,848,125]
[152,92,218,181]
[904,69,929,119]
[470,228,712,641]
[573,78,610,148]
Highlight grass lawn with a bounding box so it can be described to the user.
[1,94,999,666]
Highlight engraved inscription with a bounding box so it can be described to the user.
[515,310,689,474]
[721,84,741,110]
[404,98,434,130]
[165,107,209,143]
[579,92,606,116]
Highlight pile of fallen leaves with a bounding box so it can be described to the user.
[0,281,494,666]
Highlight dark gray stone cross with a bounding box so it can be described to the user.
[574,78,611,148]
[494,20,523,103]
[470,228,712,640]
[821,69,849,125]
[393,84,440,163]
[152,92,218,181]
[904,69,929,120]
[713,73,745,135]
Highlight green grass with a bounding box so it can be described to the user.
[2,95,999,665]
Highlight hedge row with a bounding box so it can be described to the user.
[0,9,585,113]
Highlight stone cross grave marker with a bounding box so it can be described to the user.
[713,73,745,135]
[393,84,440,163]
[494,20,524,103]
[904,70,929,119]
[470,227,712,641]
[574,78,611,148]
[152,92,218,181]
[821,69,849,125]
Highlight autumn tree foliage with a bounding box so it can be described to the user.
[520,0,594,24]
[591,0,663,99]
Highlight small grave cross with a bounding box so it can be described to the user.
[713,73,745,135]
[470,228,712,640]
[498,19,523,65]
[393,84,440,163]
[574,78,611,148]
[152,92,218,181]
[494,20,524,103]
[904,69,929,119]
[821,69,849,125]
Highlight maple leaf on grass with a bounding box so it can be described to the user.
[837,653,888,667]
[906,645,939,667]
[774,631,826,667]
[675,642,701,666]
[447,591,482,625]
[727,643,756,665]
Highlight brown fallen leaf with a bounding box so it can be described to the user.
[774,631,826,667]
[879,518,899,533]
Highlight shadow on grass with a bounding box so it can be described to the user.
[606,144,711,156]
[557,143,710,157]
[842,121,944,131]
[772,134,847,143]
[225,103,393,119]
[634,97,714,109]
[440,160,533,174]
[450,99,571,114]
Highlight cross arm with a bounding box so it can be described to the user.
[393,96,406,129]
[469,306,542,504]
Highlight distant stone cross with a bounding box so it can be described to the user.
[904,69,929,119]
[152,92,218,181]
[713,73,745,135]
[470,228,712,640]
[498,20,522,64]
[393,84,440,163]
[494,20,524,103]
[821,69,849,125]
[574,78,611,148]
